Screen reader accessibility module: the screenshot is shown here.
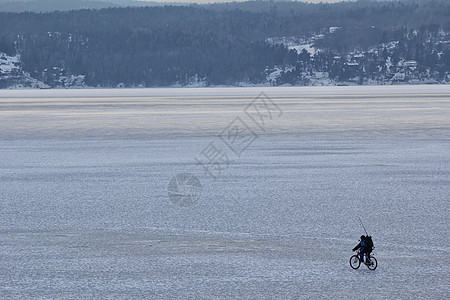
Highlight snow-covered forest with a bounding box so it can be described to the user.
[0,0,449,88]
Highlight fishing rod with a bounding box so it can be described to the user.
[359,217,368,236]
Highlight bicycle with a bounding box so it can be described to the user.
[349,249,377,270]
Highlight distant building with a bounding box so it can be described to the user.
[404,60,417,68]
[345,62,359,67]
[329,27,341,34]
[393,72,406,81]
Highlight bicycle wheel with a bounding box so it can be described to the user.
[349,255,361,269]
[366,256,378,270]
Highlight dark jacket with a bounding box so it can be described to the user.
[352,240,364,252]
[353,236,373,252]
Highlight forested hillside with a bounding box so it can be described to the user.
[0,0,449,88]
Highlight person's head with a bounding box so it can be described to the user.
[360,235,365,240]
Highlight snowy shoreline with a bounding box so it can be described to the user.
[1,84,450,98]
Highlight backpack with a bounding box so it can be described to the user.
[365,236,374,248]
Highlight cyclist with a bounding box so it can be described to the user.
[353,235,371,264]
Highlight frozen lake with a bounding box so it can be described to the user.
[0,86,449,299]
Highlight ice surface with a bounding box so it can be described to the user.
[0,86,449,299]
